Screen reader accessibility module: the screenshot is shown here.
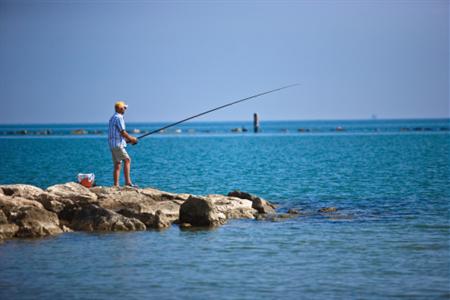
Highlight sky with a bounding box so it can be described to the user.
[0,0,448,124]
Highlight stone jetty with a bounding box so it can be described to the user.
[0,182,289,241]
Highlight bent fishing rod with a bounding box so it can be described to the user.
[136,83,299,140]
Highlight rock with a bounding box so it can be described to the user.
[47,182,97,203]
[227,190,276,214]
[255,212,298,222]
[179,223,192,229]
[0,209,19,240]
[117,208,171,229]
[61,225,73,232]
[36,192,67,213]
[179,196,226,227]
[0,184,44,200]
[154,210,171,228]
[140,187,184,201]
[0,194,45,211]
[287,208,300,214]
[318,207,337,213]
[0,209,8,224]
[0,195,60,239]
[12,206,63,238]
[6,205,63,238]
[205,194,256,219]
[90,186,181,225]
[0,182,279,239]
[60,203,146,232]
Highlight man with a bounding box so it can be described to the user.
[108,101,138,187]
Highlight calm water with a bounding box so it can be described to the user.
[0,120,449,299]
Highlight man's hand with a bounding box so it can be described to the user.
[129,136,138,145]
[121,130,138,145]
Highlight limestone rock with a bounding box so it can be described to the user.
[10,206,63,238]
[0,195,61,239]
[90,186,181,224]
[0,184,44,201]
[140,187,187,202]
[179,222,192,229]
[0,209,19,240]
[36,192,67,213]
[179,196,226,227]
[60,203,146,232]
[47,182,97,203]
[0,194,44,211]
[117,208,171,229]
[0,182,279,239]
[227,190,276,214]
[205,194,256,219]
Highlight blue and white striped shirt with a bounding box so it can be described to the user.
[108,113,126,149]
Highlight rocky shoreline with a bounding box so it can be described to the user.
[0,182,295,241]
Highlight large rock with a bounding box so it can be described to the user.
[47,182,97,203]
[36,192,67,213]
[118,208,171,229]
[0,194,45,211]
[179,196,227,227]
[205,195,256,219]
[227,190,276,214]
[0,195,63,238]
[90,186,182,225]
[59,203,146,232]
[0,184,44,201]
[140,187,188,202]
[10,206,63,238]
[0,209,19,240]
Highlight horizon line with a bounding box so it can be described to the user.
[0,117,449,126]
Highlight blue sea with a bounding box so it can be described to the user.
[0,119,449,299]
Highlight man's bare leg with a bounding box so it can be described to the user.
[124,158,132,185]
[114,162,121,186]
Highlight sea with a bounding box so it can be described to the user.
[0,119,449,299]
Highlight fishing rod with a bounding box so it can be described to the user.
[136,83,299,140]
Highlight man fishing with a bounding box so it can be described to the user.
[106,84,297,187]
[108,101,138,187]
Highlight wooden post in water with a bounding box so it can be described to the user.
[253,113,260,133]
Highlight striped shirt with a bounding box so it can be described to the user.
[108,112,126,149]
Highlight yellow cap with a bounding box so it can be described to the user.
[115,101,128,109]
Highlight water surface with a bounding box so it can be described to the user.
[0,120,449,299]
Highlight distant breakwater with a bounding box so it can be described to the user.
[1,125,448,137]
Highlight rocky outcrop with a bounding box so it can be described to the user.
[0,209,19,240]
[90,186,182,225]
[0,182,280,241]
[47,182,97,203]
[179,196,227,227]
[59,203,146,232]
[0,194,62,238]
[179,194,258,227]
[11,206,63,238]
[227,190,276,214]
[0,184,44,201]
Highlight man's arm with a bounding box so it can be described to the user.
[121,130,138,144]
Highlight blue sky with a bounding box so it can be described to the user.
[0,0,448,124]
